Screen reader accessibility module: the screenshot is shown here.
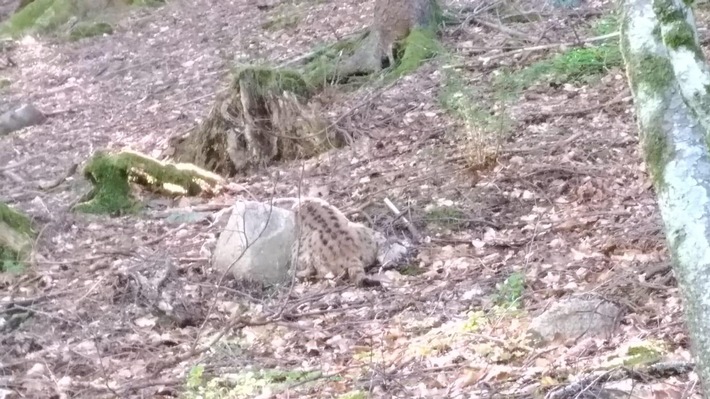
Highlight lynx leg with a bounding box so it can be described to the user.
[344,259,366,285]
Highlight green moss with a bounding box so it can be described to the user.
[495,42,622,92]
[593,13,620,36]
[653,0,685,24]
[69,21,113,41]
[0,202,35,273]
[0,203,33,238]
[183,367,323,399]
[621,45,674,187]
[635,54,674,96]
[493,272,526,309]
[235,66,313,99]
[74,152,137,215]
[0,0,56,37]
[75,150,223,215]
[127,0,165,6]
[644,124,672,188]
[0,78,10,89]
[0,0,96,37]
[391,27,442,77]
[1,0,157,38]
[663,22,697,50]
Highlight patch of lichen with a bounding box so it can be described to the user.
[69,21,113,41]
[76,150,224,215]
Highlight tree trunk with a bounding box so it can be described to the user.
[622,0,710,391]
[373,0,435,67]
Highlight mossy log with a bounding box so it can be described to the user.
[0,202,34,272]
[169,67,338,176]
[75,150,224,215]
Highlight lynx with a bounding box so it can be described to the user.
[290,198,378,285]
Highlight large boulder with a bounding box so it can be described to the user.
[212,201,296,284]
[527,295,623,344]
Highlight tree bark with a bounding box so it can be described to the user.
[622,0,710,391]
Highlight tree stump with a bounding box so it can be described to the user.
[169,67,337,176]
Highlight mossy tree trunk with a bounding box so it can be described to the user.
[622,0,710,391]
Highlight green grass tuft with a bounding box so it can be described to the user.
[493,272,526,309]
[494,43,622,93]
[69,21,113,41]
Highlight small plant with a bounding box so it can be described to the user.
[495,42,622,93]
[439,69,511,169]
[183,367,322,399]
[494,272,526,309]
[338,391,367,399]
[185,364,205,391]
[261,3,302,31]
[462,310,489,333]
[494,12,621,94]
[593,13,619,36]
[423,206,467,229]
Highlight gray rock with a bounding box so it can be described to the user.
[528,295,623,344]
[211,201,296,284]
[0,103,46,136]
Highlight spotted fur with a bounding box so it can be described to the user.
[290,198,378,284]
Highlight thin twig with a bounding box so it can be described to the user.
[481,32,620,63]
[384,198,421,243]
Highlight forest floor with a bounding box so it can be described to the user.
[0,0,702,398]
